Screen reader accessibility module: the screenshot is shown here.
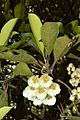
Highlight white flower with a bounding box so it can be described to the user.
[36,86,47,100]
[47,82,61,96]
[67,63,75,73]
[39,74,53,88]
[68,71,71,75]
[72,66,75,72]
[43,95,56,106]
[28,75,39,88]
[71,89,77,95]
[71,71,76,78]
[33,98,42,106]
[77,93,80,99]
[68,63,74,68]
[76,68,80,77]
[69,78,79,87]
[69,94,75,101]
[23,86,36,101]
[67,67,70,72]
[77,87,80,93]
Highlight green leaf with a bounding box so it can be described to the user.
[0,18,18,46]
[66,116,80,120]
[53,35,71,62]
[65,20,78,35]
[28,13,44,55]
[67,53,80,60]
[13,62,33,77]
[0,51,38,64]
[14,2,25,19]
[0,106,13,120]
[10,31,19,39]
[0,91,8,108]
[21,33,40,52]
[8,41,25,49]
[57,22,64,33]
[41,22,59,55]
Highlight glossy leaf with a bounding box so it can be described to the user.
[41,22,59,55]
[28,13,44,55]
[53,35,71,62]
[0,106,13,120]
[13,62,33,76]
[0,18,18,46]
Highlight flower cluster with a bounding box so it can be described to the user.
[67,63,80,87]
[69,87,80,101]
[23,74,61,106]
[67,63,80,102]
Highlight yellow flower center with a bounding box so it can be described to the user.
[32,76,39,83]
[49,83,57,90]
[42,74,49,82]
[37,86,45,93]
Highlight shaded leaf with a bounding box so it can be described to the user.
[13,62,33,76]
[0,51,38,64]
[66,116,80,120]
[41,22,59,55]
[65,20,78,35]
[67,53,80,60]
[0,18,18,46]
[0,106,13,120]
[21,33,40,52]
[14,2,25,19]
[0,90,8,108]
[57,22,64,33]
[28,13,44,55]
[53,35,71,62]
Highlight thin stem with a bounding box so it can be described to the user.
[31,65,41,71]
[57,79,72,91]
[40,105,46,120]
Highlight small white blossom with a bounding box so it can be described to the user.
[67,63,75,73]
[69,78,79,87]
[33,98,42,106]
[47,83,61,96]
[28,75,39,88]
[36,86,47,100]
[68,63,74,68]
[77,87,80,93]
[72,66,75,72]
[68,71,71,75]
[77,93,80,99]
[71,89,77,95]
[23,86,36,101]
[71,71,76,78]
[43,95,56,106]
[39,74,53,88]
[69,94,75,101]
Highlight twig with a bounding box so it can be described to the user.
[57,79,72,91]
